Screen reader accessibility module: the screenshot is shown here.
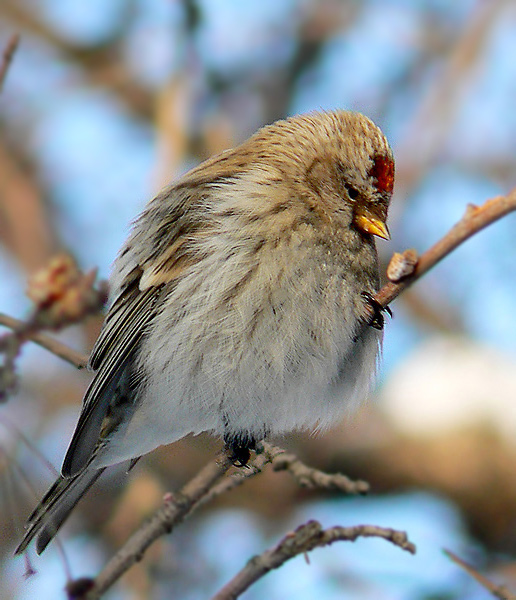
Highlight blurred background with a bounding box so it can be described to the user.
[1,0,516,598]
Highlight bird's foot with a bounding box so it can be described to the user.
[361,291,392,330]
[224,434,258,467]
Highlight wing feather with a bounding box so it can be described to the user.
[61,279,164,476]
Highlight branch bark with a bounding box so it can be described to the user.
[212,520,415,600]
[261,442,369,494]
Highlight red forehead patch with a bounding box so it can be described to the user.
[369,155,394,195]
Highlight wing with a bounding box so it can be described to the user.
[61,273,165,476]
[15,467,105,555]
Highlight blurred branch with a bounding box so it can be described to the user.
[371,188,516,315]
[0,32,19,92]
[261,1,355,124]
[0,256,106,398]
[0,1,153,120]
[0,138,60,272]
[395,288,466,333]
[395,0,510,193]
[444,549,516,600]
[0,312,88,369]
[212,520,415,600]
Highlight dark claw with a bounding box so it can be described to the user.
[227,446,251,467]
[224,433,258,467]
[361,291,392,330]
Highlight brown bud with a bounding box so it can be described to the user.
[386,249,418,282]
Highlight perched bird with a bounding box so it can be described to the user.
[16,109,394,555]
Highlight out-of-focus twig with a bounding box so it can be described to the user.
[0,255,106,398]
[0,1,152,119]
[212,520,415,600]
[444,549,516,600]
[0,313,88,369]
[0,32,19,92]
[395,0,510,193]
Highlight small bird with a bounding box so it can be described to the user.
[16,110,394,555]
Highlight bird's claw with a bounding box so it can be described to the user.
[224,434,258,467]
[361,291,392,330]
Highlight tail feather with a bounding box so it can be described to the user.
[16,468,105,555]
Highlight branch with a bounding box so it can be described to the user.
[198,442,368,509]
[83,451,234,599]
[62,441,370,598]
[0,256,107,397]
[261,442,369,494]
[371,189,516,314]
[211,519,416,600]
[0,32,19,92]
[444,549,516,600]
[0,313,88,369]
[196,451,271,508]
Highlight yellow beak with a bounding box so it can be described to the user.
[354,212,390,240]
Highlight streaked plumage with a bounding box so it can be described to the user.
[16,110,394,554]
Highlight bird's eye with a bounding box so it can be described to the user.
[347,186,359,200]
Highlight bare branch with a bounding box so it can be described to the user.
[212,519,415,600]
[261,442,369,494]
[0,312,88,369]
[0,255,107,397]
[197,451,271,507]
[0,33,19,92]
[84,451,235,599]
[199,442,368,509]
[444,550,516,600]
[80,443,381,597]
[370,189,516,316]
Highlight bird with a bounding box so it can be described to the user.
[16,109,394,555]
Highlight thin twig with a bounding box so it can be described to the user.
[371,189,516,315]
[261,442,369,494]
[212,520,415,600]
[197,451,270,508]
[444,549,516,600]
[0,33,19,92]
[84,451,234,599]
[0,313,88,369]
[198,442,368,509]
